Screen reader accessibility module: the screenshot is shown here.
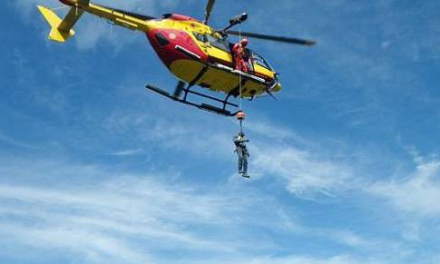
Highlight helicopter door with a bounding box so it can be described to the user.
[204,35,233,64]
[192,32,209,53]
[243,49,254,73]
[192,33,233,65]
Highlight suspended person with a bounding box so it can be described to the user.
[232,38,250,72]
[234,132,250,178]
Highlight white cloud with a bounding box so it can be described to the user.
[101,102,354,200]
[0,157,300,263]
[0,152,418,263]
[247,255,384,264]
[0,153,409,264]
[102,107,235,158]
[0,132,38,149]
[324,230,375,249]
[245,118,307,143]
[0,180,226,263]
[0,223,150,264]
[176,254,386,264]
[252,144,353,198]
[110,148,143,156]
[369,157,440,217]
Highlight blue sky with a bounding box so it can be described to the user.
[1,0,440,263]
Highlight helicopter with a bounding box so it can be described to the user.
[38,0,316,116]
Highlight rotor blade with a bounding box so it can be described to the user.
[204,0,216,24]
[101,5,155,20]
[227,30,316,46]
[173,81,186,98]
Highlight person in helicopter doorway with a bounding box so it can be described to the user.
[234,132,250,178]
[233,38,250,73]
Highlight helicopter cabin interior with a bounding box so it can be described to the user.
[191,32,274,76]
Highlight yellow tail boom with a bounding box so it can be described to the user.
[38,6,83,43]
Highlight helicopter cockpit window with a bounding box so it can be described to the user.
[251,51,273,70]
[193,32,207,43]
[206,35,230,53]
[192,33,230,53]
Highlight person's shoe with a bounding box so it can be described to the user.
[238,170,243,174]
[242,174,251,178]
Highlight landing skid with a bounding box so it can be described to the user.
[146,84,241,117]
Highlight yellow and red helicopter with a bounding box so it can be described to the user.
[38,0,315,116]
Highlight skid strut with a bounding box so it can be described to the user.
[146,84,240,117]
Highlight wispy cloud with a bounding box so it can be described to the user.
[369,156,440,217]
[245,118,307,144]
[110,148,143,156]
[102,106,235,159]
[0,156,302,263]
[176,254,387,264]
[252,143,353,198]
[0,132,38,149]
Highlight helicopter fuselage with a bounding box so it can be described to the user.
[43,0,282,97]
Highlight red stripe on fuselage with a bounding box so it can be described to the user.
[146,29,208,68]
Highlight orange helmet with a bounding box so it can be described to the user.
[241,38,249,46]
[236,111,246,120]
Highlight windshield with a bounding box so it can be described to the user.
[251,51,273,70]
[206,35,230,52]
[193,32,231,53]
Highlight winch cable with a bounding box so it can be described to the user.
[238,26,244,133]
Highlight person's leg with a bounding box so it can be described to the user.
[237,150,244,173]
[243,156,248,174]
[234,57,241,70]
[242,153,250,178]
[241,60,248,72]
